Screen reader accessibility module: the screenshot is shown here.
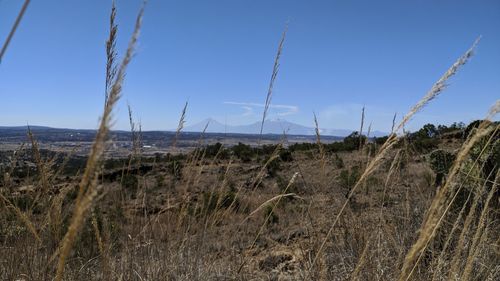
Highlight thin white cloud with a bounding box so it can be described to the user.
[223,101,299,117]
[241,106,254,116]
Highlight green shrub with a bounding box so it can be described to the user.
[121,174,138,191]
[412,138,439,153]
[261,144,278,155]
[265,156,281,177]
[195,142,229,159]
[339,166,361,196]
[374,135,389,146]
[278,148,293,162]
[408,123,442,152]
[429,149,455,187]
[232,142,254,162]
[343,132,366,151]
[289,142,317,152]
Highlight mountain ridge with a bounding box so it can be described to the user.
[184,118,388,137]
[0,121,388,137]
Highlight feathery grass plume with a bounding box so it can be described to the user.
[105,0,118,108]
[399,101,499,281]
[137,121,143,150]
[128,103,138,153]
[0,0,30,63]
[309,37,480,274]
[397,37,480,133]
[172,101,188,148]
[54,3,144,280]
[365,121,373,162]
[258,23,287,142]
[136,121,143,168]
[126,103,140,172]
[359,105,365,150]
[390,112,397,134]
[314,112,327,175]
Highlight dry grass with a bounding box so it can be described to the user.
[400,106,498,281]
[311,37,482,274]
[313,112,327,177]
[259,23,288,141]
[172,101,188,148]
[54,4,145,280]
[1,4,498,281]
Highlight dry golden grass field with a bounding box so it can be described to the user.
[1,1,499,280]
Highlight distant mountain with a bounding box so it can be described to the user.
[183,118,228,133]
[320,128,388,138]
[0,122,388,138]
[184,118,314,135]
[0,125,54,131]
[184,118,388,137]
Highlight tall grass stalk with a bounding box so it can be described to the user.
[258,24,287,142]
[104,0,118,108]
[359,105,365,150]
[447,129,499,277]
[172,101,188,148]
[54,4,144,280]
[0,0,30,63]
[461,171,499,280]
[309,37,480,274]
[313,112,327,176]
[391,112,397,134]
[399,101,498,281]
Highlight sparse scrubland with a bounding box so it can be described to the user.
[1,2,499,280]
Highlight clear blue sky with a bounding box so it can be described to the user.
[1,0,499,132]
